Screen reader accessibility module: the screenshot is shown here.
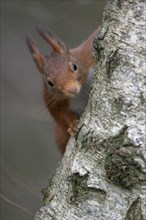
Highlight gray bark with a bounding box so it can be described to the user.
[34,0,146,219]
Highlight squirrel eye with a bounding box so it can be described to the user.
[72,63,77,71]
[48,80,54,87]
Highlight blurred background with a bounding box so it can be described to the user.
[1,0,107,219]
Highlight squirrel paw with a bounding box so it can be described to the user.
[67,120,79,136]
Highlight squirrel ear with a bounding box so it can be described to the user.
[26,34,45,73]
[36,26,68,55]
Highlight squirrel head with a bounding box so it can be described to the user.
[26,27,87,99]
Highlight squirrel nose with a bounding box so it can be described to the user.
[67,86,78,95]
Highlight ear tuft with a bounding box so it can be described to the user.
[26,33,45,73]
[36,25,67,54]
[26,33,36,55]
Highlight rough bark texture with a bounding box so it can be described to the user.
[35,0,146,219]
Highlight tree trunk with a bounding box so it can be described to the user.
[34,0,146,219]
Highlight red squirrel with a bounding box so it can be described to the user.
[26,26,101,154]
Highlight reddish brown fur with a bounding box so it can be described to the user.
[27,26,101,154]
[71,28,100,72]
[43,84,78,153]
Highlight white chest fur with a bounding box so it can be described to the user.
[69,67,95,117]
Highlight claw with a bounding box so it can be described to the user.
[67,120,79,136]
